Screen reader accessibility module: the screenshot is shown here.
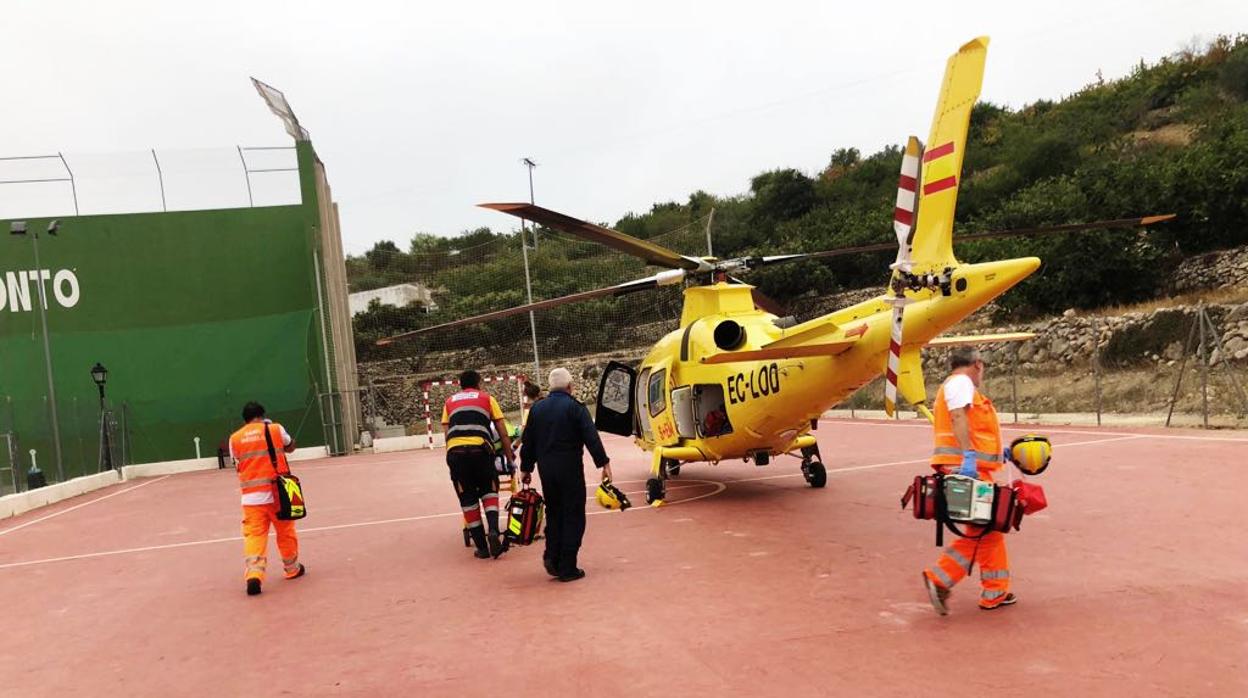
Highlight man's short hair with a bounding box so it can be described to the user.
[949,347,982,370]
[459,370,481,389]
[548,367,573,391]
[242,401,266,422]
[523,381,541,400]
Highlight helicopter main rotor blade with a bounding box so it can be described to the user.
[750,214,1178,267]
[480,202,711,272]
[375,269,686,346]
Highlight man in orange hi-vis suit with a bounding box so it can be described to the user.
[230,401,306,596]
[922,347,1015,615]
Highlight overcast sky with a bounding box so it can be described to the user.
[2,0,1244,254]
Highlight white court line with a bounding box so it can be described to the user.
[823,419,1248,442]
[727,434,1145,484]
[0,509,460,571]
[0,480,725,570]
[0,433,1140,569]
[0,475,173,538]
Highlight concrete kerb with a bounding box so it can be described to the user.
[375,434,444,453]
[0,445,332,521]
[0,470,122,520]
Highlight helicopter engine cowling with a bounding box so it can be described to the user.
[713,319,746,351]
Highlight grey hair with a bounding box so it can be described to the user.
[548,367,573,391]
[949,347,982,370]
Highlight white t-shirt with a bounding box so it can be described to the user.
[232,422,293,506]
[943,374,975,411]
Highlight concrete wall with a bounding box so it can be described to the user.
[0,445,333,521]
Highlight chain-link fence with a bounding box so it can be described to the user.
[353,213,712,372]
[355,217,1248,434]
[840,302,1248,429]
[0,146,300,221]
[0,388,332,493]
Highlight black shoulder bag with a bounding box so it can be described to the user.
[264,423,306,520]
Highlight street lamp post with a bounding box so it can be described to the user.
[91,362,114,471]
[10,221,64,483]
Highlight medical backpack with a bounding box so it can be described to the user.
[503,485,544,548]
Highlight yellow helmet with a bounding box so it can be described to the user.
[1009,435,1052,476]
[595,480,632,511]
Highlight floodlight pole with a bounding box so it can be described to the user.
[520,227,541,380]
[520,157,541,380]
[523,158,538,251]
[26,225,65,482]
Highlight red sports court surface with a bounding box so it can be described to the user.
[1,419,1245,697]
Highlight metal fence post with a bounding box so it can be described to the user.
[121,402,131,466]
[152,149,167,212]
[1092,316,1102,427]
[1165,309,1201,427]
[57,152,79,215]
[1012,342,1019,423]
[1201,306,1248,418]
[1199,304,1210,429]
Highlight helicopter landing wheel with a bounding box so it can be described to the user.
[802,460,827,488]
[646,477,667,505]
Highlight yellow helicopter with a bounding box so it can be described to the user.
[380,37,1172,505]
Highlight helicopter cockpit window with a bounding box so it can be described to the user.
[648,369,667,418]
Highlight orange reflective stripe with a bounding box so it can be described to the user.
[239,478,272,490]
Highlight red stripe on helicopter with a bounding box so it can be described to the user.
[845,324,868,339]
[922,141,955,162]
[923,176,957,195]
[898,174,917,191]
[893,208,913,226]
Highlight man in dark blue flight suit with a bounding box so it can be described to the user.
[520,367,611,583]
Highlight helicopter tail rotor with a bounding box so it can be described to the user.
[885,137,924,417]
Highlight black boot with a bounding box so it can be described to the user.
[469,527,489,559]
[486,512,504,558]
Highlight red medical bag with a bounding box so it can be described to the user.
[901,474,941,520]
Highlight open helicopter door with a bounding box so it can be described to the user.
[595,361,637,437]
[642,359,680,447]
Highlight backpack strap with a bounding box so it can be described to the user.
[261,423,287,476]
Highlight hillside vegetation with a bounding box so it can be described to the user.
[350,36,1248,362]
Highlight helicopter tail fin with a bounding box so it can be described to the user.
[895,346,934,423]
[908,36,989,272]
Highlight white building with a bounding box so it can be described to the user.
[349,283,437,316]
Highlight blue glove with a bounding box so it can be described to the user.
[1002,444,1013,465]
[958,450,979,477]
